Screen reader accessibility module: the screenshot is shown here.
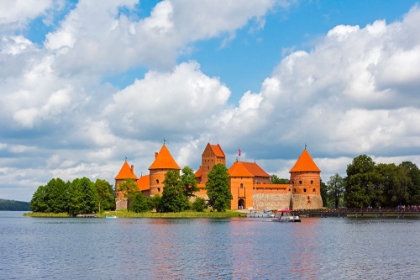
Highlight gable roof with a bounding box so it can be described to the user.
[115,161,138,180]
[149,144,181,170]
[228,161,254,177]
[210,144,225,158]
[289,149,321,173]
[137,175,150,191]
[241,162,270,177]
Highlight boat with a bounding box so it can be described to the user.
[272,210,301,222]
[105,215,118,219]
[247,209,275,218]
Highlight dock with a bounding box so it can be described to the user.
[76,214,97,218]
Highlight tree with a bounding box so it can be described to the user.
[44,178,69,213]
[326,174,345,208]
[68,177,98,216]
[119,179,139,211]
[160,170,189,212]
[270,175,290,184]
[95,179,115,212]
[191,197,207,212]
[399,161,420,205]
[131,192,149,213]
[181,166,199,197]
[147,195,162,212]
[30,185,48,212]
[206,163,232,212]
[345,155,377,208]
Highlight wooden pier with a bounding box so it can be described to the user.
[295,208,420,219]
[76,214,97,218]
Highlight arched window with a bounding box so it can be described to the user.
[313,188,316,193]
[158,188,161,192]
[156,179,159,184]
[310,180,313,184]
[240,183,243,189]
[299,180,302,185]
[303,188,307,193]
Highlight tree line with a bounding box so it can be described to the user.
[323,155,420,208]
[30,164,233,215]
[30,177,115,216]
[0,198,31,211]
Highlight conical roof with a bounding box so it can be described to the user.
[149,144,181,170]
[289,149,321,173]
[115,161,138,180]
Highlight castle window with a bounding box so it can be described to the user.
[240,183,243,189]
[293,188,296,193]
[291,180,294,184]
[207,166,209,170]
[313,188,316,193]
[288,189,291,192]
[158,188,161,192]
[303,188,307,192]
[299,180,302,185]
[311,180,313,184]
[156,179,159,184]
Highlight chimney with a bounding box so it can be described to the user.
[131,165,134,173]
[155,152,158,158]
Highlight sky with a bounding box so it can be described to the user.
[1,0,420,202]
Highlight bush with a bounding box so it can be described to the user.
[191,197,207,212]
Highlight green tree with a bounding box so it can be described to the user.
[95,179,115,212]
[400,161,420,205]
[326,174,345,208]
[345,155,378,208]
[191,197,207,212]
[147,194,162,212]
[68,177,98,216]
[181,166,199,197]
[30,185,48,212]
[320,180,328,206]
[160,170,189,212]
[270,175,290,184]
[119,179,139,211]
[206,163,232,212]
[131,192,149,213]
[44,178,69,213]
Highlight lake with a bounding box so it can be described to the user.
[1,211,420,279]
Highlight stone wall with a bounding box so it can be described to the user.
[291,194,323,210]
[115,198,128,210]
[253,193,292,210]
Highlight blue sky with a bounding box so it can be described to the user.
[1,0,420,201]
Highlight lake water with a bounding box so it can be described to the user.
[1,212,420,279]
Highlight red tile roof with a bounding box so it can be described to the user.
[149,144,181,170]
[210,144,225,158]
[228,161,254,177]
[137,175,150,191]
[195,166,202,178]
[115,161,138,180]
[289,149,321,173]
[241,162,270,177]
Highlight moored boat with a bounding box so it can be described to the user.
[105,215,118,219]
[247,210,274,218]
[272,210,301,222]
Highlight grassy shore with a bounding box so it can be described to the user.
[24,210,246,218]
[23,212,71,218]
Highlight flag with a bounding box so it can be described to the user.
[238,148,241,157]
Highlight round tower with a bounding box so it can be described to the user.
[289,148,322,209]
[148,144,180,196]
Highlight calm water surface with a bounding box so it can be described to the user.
[1,211,420,279]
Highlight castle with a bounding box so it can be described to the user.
[114,143,323,210]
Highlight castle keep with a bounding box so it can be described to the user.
[115,143,323,210]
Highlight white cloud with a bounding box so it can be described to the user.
[0,0,52,25]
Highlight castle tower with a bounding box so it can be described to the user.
[148,144,180,196]
[114,160,138,210]
[289,148,322,209]
[197,143,226,184]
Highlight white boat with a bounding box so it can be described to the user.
[105,215,118,219]
[272,210,301,222]
[247,210,274,218]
